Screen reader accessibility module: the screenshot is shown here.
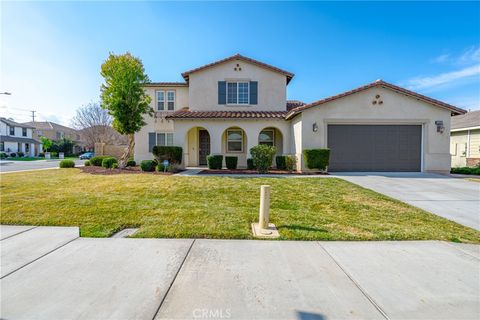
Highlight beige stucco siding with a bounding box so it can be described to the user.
[294,87,452,173]
[188,61,287,111]
[451,129,480,167]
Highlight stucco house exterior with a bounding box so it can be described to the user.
[134,54,466,173]
[450,110,480,168]
[0,118,42,156]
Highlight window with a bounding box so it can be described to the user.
[227,82,249,105]
[259,130,274,146]
[157,133,174,146]
[9,126,14,135]
[0,142,4,152]
[22,128,27,137]
[56,131,65,140]
[25,143,29,153]
[156,91,165,110]
[37,130,43,137]
[227,130,243,152]
[167,91,175,110]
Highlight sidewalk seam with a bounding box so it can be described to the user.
[442,241,480,260]
[151,239,196,320]
[0,226,38,241]
[317,242,390,320]
[0,236,79,279]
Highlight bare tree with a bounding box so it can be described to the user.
[71,103,126,150]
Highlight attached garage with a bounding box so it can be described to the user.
[327,124,422,172]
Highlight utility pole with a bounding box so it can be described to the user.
[31,110,36,122]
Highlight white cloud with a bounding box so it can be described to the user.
[406,65,480,90]
[459,46,480,64]
[431,53,450,64]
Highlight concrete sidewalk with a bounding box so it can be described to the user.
[1,225,479,320]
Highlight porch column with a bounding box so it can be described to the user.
[246,128,261,158]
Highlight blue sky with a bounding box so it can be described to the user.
[1,1,479,125]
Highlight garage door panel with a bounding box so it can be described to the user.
[328,125,421,172]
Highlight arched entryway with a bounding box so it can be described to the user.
[186,127,210,166]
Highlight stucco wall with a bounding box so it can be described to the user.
[294,87,453,173]
[188,60,287,111]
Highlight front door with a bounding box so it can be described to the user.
[198,130,210,166]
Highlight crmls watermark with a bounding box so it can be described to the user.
[192,308,232,319]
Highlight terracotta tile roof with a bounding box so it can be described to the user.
[181,54,294,84]
[165,109,287,120]
[144,82,188,87]
[451,110,480,130]
[286,80,467,119]
[286,100,305,111]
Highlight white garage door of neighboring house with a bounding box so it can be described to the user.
[327,124,422,172]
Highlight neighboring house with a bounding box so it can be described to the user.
[450,110,480,168]
[0,118,42,156]
[23,121,85,154]
[135,54,466,173]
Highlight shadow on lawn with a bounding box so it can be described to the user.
[277,224,329,233]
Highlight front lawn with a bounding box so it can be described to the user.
[1,169,478,243]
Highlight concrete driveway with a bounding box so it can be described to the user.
[0,159,85,173]
[1,225,478,320]
[334,173,480,230]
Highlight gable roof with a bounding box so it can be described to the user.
[0,117,35,129]
[23,121,77,132]
[286,80,467,120]
[451,110,480,130]
[181,54,294,84]
[143,82,188,87]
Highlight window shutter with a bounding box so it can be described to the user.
[148,132,156,152]
[218,81,226,104]
[249,81,258,105]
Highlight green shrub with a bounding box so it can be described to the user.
[451,167,480,175]
[38,153,45,158]
[152,146,183,164]
[285,155,297,172]
[140,160,156,172]
[112,163,119,169]
[126,159,136,167]
[156,163,175,173]
[276,156,286,170]
[17,151,24,157]
[225,156,238,170]
[9,152,16,157]
[59,159,75,168]
[90,156,109,166]
[50,152,58,158]
[84,160,91,166]
[101,157,118,169]
[0,152,6,159]
[247,158,255,170]
[250,145,276,173]
[303,149,330,171]
[207,155,223,169]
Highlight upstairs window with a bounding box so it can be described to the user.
[157,91,165,110]
[9,126,14,135]
[22,128,27,137]
[227,81,249,105]
[167,91,175,110]
[157,91,175,111]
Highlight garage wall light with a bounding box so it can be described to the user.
[312,122,318,132]
[435,120,445,133]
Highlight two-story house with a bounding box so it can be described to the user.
[0,118,42,156]
[23,121,85,154]
[135,54,466,173]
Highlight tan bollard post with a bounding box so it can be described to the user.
[259,185,271,230]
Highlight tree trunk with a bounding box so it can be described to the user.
[119,133,134,169]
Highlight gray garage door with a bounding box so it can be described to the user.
[327,125,422,172]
